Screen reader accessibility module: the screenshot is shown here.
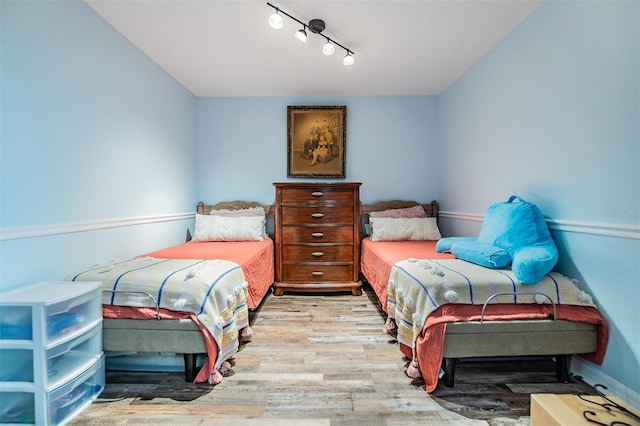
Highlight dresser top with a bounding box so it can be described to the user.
[274,182,361,188]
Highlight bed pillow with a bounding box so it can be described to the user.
[369,205,427,219]
[449,241,512,269]
[193,213,266,242]
[369,217,442,242]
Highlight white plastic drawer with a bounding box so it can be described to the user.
[46,323,103,388]
[49,354,104,425]
[44,292,101,345]
[0,391,35,424]
[0,307,33,340]
[0,283,102,345]
[0,323,103,385]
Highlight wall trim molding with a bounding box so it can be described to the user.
[0,212,195,241]
[439,211,640,240]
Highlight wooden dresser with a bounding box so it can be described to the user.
[273,182,362,296]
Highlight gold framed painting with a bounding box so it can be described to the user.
[287,105,346,178]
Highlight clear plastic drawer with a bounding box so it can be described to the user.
[43,291,101,345]
[0,355,104,425]
[0,323,102,385]
[48,354,104,425]
[0,391,35,424]
[0,283,101,345]
[0,307,33,340]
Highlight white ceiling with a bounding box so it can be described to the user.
[86,0,542,97]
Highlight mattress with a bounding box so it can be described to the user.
[360,237,454,311]
[139,238,274,310]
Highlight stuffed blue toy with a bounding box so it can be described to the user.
[436,195,558,284]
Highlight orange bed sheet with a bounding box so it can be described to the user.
[360,237,454,312]
[139,238,275,310]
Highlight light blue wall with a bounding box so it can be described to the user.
[196,96,439,205]
[437,0,639,396]
[0,0,198,291]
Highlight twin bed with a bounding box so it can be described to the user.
[68,199,607,392]
[360,200,607,392]
[68,201,274,384]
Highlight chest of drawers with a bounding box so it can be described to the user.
[273,182,362,296]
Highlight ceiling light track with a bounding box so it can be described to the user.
[267,2,355,66]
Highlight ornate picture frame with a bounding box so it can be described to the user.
[287,105,346,178]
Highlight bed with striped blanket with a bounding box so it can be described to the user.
[360,200,608,393]
[70,257,250,384]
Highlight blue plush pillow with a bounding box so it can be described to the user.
[435,236,476,253]
[437,196,559,284]
[450,241,512,269]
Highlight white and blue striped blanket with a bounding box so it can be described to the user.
[68,257,249,371]
[387,258,596,351]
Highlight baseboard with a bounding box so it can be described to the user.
[571,357,640,409]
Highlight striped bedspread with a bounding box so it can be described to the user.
[68,257,249,371]
[387,258,597,352]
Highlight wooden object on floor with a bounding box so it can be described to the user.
[530,393,640,426]
[273,182,362,296]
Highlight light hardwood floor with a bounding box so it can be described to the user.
[72,285,595,425]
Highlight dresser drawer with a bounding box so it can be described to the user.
[282,226,352,243]
[281,265,354,282]
[282,245,354,263]
[280,187,357,204]
[282,206,354,225]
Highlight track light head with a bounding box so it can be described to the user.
[268,10,283,29]
[343,52,354,66]
[295,27,307,42]
[323,39,335,56]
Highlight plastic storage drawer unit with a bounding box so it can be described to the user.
[0,281,104,425]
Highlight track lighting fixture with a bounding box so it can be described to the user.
[266,2,355,66]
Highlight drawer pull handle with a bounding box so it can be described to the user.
[311,191,324,197]
[311,232,324,238]
[312,252,324,257]
[311,213,324,218]
[312,271,324,276]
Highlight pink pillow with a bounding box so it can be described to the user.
[369,205,427,219]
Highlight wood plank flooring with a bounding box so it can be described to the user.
[71,285,596,425]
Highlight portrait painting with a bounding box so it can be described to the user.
[287,105,346,178]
